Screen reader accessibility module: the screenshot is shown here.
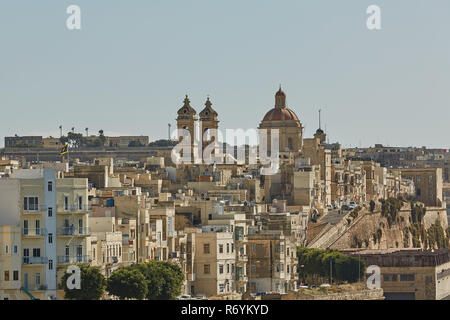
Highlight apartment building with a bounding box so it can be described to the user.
[192,229,236,297]
[0,168,90,300]
[247,230,298,295]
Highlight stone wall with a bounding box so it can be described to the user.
[282,289,384,300]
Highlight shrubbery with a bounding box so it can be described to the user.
[297,248,365,284]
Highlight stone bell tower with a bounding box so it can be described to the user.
[199,97,219,158]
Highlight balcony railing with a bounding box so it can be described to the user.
[57,205,91,213]
[237,254,248,262]
[22,284,48,291]
[57,227,91,236]
[23,256,49,265]
[22,228,48,237]
[23,205,48,214]
[57,255,90,264]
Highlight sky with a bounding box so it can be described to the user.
[0,0,449,149]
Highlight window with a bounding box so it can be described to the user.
[219,244,223,254]
[219,284,224,293]
[48,207,53,217]
[226,243,230,253]
[77,245,83,259]
[64,196,69,211]
[13,271,19,281]
[203,244,210,254]
[204,264,210,274]
[48,260,53,270]
[24,197,39,211]
[35,273,40,286]
[13,245,18,254]
[231,243,234,253]
[227,264,230,273]
[32,248,41,257]
[219,264,224,274]
[78,196,83,210]
[5,244,8,254]
[47,181,53,192]
[4,271,10,281]
[35,220,40,235]
[48,233,53,244]
[400,274,415,282]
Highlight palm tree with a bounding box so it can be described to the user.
[85,128,89,137]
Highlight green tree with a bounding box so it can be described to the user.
[98,130,106,146]
[107,268,148,300]
[148,139,177,147]
[60,263,106,300]
[128,140,145,147]
[131,261,184,300]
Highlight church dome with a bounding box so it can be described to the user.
[262,107,300,122]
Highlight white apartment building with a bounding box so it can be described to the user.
[0,168,90,300]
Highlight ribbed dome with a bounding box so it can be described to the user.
[262,107,300,122]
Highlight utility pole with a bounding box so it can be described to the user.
[59,125,62,138]
[319,109,322,129]
[168,123,171,141]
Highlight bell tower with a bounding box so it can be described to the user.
[176,95,198,163]
[199,97,219,159]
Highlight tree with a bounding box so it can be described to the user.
[128,140,145,147]
[131,261,184,300]
[60,132,84,148]
[149,139,177,147]
[98,130,106,146]
[60,263,106,300]
[107,268,148,300]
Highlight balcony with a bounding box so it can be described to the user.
[23,205,47,215]
[22,284,48,292]
[237,254,248,263]
[57,205,91,214]
[57,255,91,264]
[57,227,91,237]
[23,256,49,265]
[22,228,48,237]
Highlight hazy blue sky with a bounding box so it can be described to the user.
[0,0,449,148]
